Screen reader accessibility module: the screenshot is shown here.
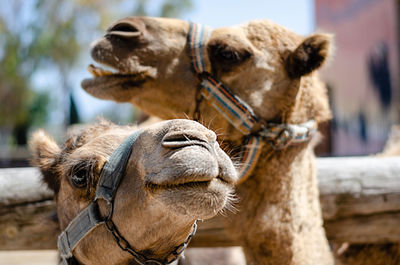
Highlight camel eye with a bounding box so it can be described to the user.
[221,50,239,62]
[216,49,240,63]
[208,42,252,72]
[71,169,88,188]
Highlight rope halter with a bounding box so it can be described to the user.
[187,22,318,184]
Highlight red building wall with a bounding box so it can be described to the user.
[316,0,399,155]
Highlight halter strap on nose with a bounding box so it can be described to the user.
[187,22,318,183]
[95,131,141,203]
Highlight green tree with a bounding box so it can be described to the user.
[0,0,192,146]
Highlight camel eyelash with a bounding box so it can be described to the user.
[67,160,98,196]
[209,43,251,62]
[207,42,252,73]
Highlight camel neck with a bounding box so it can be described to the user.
[237,142,312,200]
[230,144,334,265]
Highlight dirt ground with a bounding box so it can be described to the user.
[0,250,58,265]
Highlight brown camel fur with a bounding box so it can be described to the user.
[29,119,237,265]
[81,17,334,264]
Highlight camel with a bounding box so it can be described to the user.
[29,118,238,265]
[81,17,334,264]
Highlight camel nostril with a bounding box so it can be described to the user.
[109,22,139,33]
[107,22,142,38]
[162,131,209,149]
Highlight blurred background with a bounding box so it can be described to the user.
[0,0,399,168]
[1,0,399,264]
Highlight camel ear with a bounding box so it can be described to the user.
[29,130,61,192]
[285,34,332,79]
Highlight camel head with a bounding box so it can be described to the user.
[82,17,332,141]
[29,119,237,265]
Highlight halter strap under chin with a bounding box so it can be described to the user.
[58,130,196,265]
[188,22,317,183]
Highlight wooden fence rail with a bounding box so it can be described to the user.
[1,156,400,250]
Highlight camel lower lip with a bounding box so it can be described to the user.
[146,177,231,191]
[81,75,147,90]
[146,180,212,190]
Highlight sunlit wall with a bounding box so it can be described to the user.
[316,0,399,155]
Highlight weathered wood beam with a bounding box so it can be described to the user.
[0,168,59,250]
[0,167,52,206]
[0,156,399,250]
[318,156,400,244]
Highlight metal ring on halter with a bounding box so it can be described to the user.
[271,126,295,150]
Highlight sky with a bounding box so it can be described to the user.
[74,0,315,121]
[183,0,314,34]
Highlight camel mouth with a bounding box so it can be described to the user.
[146,180,211,190]
[145,177,229,191]
[147,177,234,218]
[87,64,148,78]
[86,64,150,80]
[81,64,150,90]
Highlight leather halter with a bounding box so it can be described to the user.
[58,130,197,265]
[187,22,317,184]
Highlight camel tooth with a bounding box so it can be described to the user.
[87,64,100,77]
[87,64,114,77]
[99,68,113,76]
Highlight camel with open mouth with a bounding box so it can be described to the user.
[29,118,237,265]
[81,17,334,264]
